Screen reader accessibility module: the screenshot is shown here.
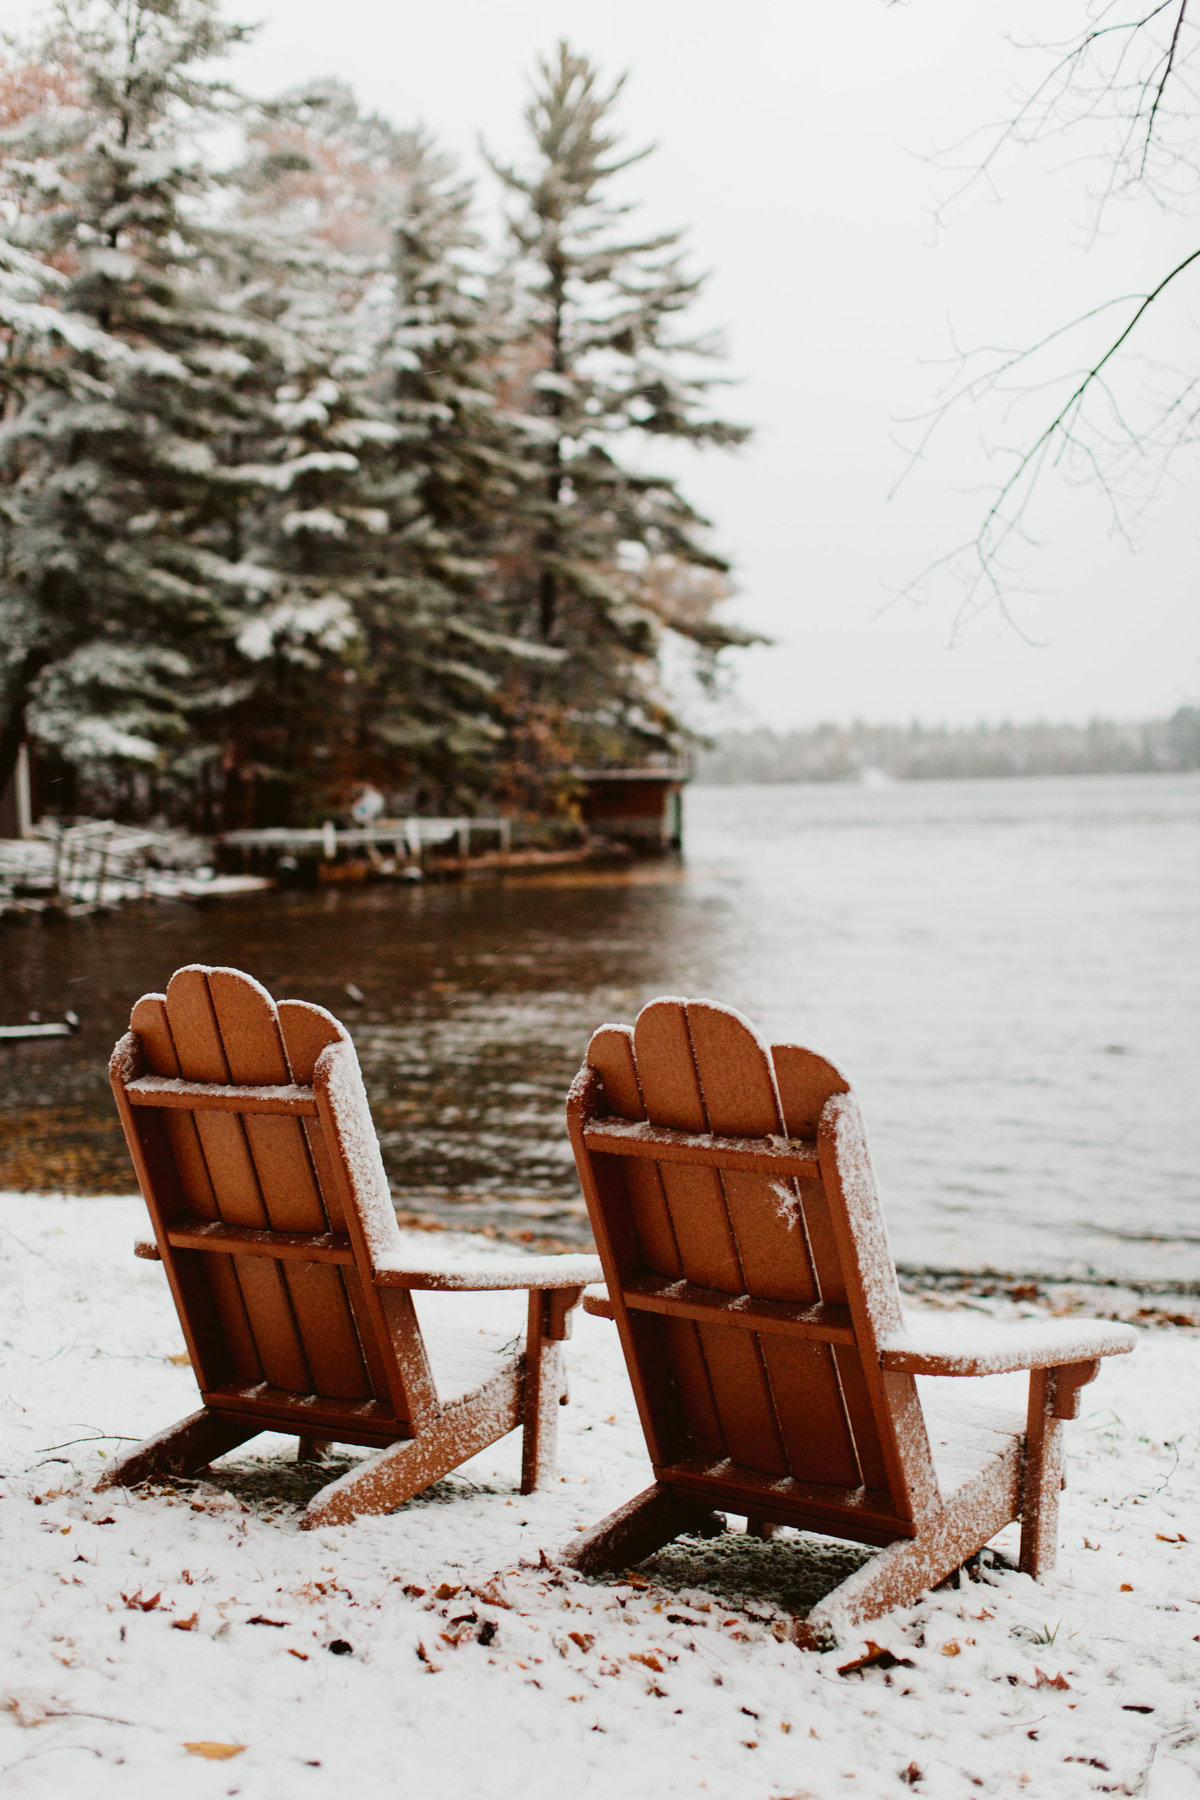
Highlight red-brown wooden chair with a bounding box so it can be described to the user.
[561,997,1135,1640]
[101,964,601,1528]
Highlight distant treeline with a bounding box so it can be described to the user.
[696,709,1200,784]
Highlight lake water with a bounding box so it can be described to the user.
[1,773,1196,1283]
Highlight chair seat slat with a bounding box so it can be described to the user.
[203,1382,408,1439]
[583,1117,818,1178]
[621,1276,855,1343]
[126,1075,317,1116]
[659,1457,911,1541]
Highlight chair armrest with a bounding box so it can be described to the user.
[879,1315,1136,1377]
[582,1284,615,1320]
[372,1252,603,1292]
[135,1238,162,1261]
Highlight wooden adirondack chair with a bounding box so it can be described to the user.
[562,997,1136,1640]
[101,964,601,1528]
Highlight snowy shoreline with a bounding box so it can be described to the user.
[1,1193,1197,1798]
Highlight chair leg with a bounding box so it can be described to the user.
[1019,1368,1064,1578]
[300,1366,522,1529]
[520,1290,564,1495]
[296,1437,332,1463]
[746,1514,777,1540]
[803,1451,1021,1646]
[95,1408,260,1491]
[560,1484,726,1576]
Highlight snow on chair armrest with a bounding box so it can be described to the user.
[878,1314,1136,1377]
[372,1251,602,1291]
[582,1284,615,1319]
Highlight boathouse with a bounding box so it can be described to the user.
[575,765,687,852]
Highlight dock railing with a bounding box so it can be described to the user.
[219,817,516,872]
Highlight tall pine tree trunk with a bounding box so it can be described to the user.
[537,252,568,641]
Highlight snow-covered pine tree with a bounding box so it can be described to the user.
[240,84,561,812]
[486,41,754,780]
[214,82,402,824]
[365,121,566,807]
[0,0,337,820]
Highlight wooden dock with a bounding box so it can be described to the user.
[222,816,510,866]
[217,817,620,883]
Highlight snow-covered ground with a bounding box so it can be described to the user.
[1,1194,1198,1799]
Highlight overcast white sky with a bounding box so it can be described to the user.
[13,0,1200,728]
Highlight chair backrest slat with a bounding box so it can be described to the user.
[275,999,397,1401]
[572,996,940,1527]
[129,996,220,1218]
[278,1000,350,1230]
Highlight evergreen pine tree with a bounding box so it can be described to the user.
[486,41,754,779]
[0,0,328,818]
[240,86,560,812]
[365,122,564,807]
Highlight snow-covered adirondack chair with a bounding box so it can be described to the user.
[102,964,600,1528]
[562,997,1135,1640]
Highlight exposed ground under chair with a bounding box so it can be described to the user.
[559,996,1135,1641]
[103,963,601,1527]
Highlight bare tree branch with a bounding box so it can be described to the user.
[903,4,1200,625]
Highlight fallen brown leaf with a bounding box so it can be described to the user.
[837,1641,916,1678]
[183,1742,245,1760]
[630,1652,664,1672]
[121,1589,162,1612]
[471,1581,512,1610]
[1034,1668,1070,1690]
[940,1640,962,1657]
[568,1631,595,1652]
[433,1583,461,1600]
[172,1613,199,1632]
